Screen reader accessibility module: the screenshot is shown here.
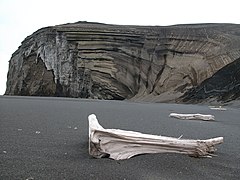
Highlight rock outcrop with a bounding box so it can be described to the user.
[181,57,240,103]
[5,22,240,102]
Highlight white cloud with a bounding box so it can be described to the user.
[0,0,240,95]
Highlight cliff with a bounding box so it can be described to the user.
[5,22,240,103]
[181,57,240,103]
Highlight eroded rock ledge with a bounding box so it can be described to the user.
[5,22,240,102]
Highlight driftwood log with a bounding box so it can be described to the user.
[169,113,215,121]
[209,106,227,111]
[88,114,223,160]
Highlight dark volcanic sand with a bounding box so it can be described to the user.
[0,96,239,180]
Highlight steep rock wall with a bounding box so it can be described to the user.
[181,57,240,103]
[5,22,240,102]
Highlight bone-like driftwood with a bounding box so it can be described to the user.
[209,106,227,111]
[169,113,215,121]
[88,114,223,160]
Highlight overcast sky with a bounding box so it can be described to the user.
[0,0,239,95]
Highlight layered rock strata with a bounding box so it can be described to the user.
[181,57,240,103]
[5,22,240,102]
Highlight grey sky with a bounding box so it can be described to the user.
[0,0,239,95]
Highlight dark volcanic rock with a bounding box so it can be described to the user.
[181,57,240,103]
[5,22,240,102]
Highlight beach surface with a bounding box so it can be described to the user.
[0,96,239,179]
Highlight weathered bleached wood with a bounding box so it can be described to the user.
[88,114,223,160]
[169,113,215,121]
[209,106,227,111]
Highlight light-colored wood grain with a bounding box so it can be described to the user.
[169,113,215,121]
[88,114,223,160]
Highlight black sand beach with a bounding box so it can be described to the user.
[0,96,239,179]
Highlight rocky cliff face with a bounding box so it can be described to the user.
[5,22,240,102]
[181,57,240,103]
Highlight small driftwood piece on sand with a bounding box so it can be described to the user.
[209,106,227,111]
[88,114,223,160]
[169,113,215,121]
